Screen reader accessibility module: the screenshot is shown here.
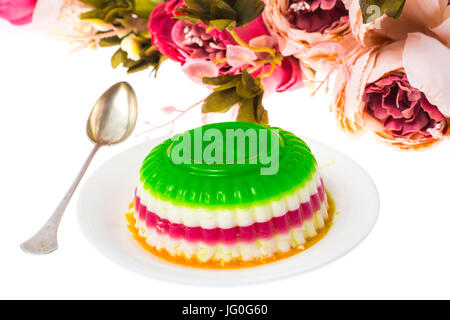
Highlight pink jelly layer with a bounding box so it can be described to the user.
[134,182,326,245]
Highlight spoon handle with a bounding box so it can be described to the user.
[21,144,102,255]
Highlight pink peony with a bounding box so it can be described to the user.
[262,0,353,66]
[0,0,38,25]
[149,0,303,93]
[332,33,450,149]
[287,0,349,33]
[363,73,447,143]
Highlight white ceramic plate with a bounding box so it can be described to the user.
[77,137,379,286]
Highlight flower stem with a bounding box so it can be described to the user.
[138,99,205,137]
[260,61,276,79]
[228,28,276,57]
[214,57,228,65]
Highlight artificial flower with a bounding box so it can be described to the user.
[332,33,450,149]
[363,73,447,145]
[262,0,354,66]
[287,0,349,33]
[0,0,38,25]
[149,0,232,68]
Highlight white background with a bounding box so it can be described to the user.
[1,8,450,299]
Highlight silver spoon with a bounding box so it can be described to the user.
[21,82,138,255]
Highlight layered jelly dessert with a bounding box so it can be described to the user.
[127,122,334,268]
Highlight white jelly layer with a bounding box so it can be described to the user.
[136,171,325,229]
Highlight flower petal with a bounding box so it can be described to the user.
[182,59,219,84]
[121,34,141,61]
[344,48,377,120]
[226,45,257,69]
[248,35,275,49]
[350,0,446,46]
[367,40,405,84]
[258,57,303,94]
[403,33,450,117]
[384,118,403,131]
[321,0,338,11]
[430,16,450,46]
[0,0,37,25]
[402,112,429,135]
[149,1,188,63]
[421,97,446,122]
[263,0,351,58]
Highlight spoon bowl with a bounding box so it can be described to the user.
[87,82,138,145]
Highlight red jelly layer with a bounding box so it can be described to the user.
[134,182,326,245]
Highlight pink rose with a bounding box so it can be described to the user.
[332,33,450,149]
[149,0,232,70]
[0,0,38,25]
[149,0,303,93]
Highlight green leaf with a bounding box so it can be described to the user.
[381,0,406,18]
[176,0,264,30]
[203,74,240,86]
[233,0,265,27]
[173,14,202,25]
[255,94,267,123]
[359,0,406,23]
[184,0,210,11]
[202,89,241,113]
[123,59,139,68]
[202,69,268,124]
[80,9,104,20]
[104,7,131,22]
[209,19,235,30]
[236,81,258,99]
[134,0,163,19]
[175,8,212,25]
[81,0,166,75]
[236,99,257,123]
[236,95,267,124]
[212,78,241,92]
[127,59,154,73]
[111,49,128,68]
[237,70,262,98]
[99,36,122,47]
[143,46,161,59]
[78,0,104,8]
[211,0,237,20]
[80,0,157,26]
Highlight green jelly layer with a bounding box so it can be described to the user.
[139,122,318,209]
